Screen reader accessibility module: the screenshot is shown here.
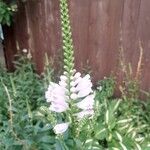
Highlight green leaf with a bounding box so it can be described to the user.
[95,128,108,140]
[84,139,101,150]
[119,142,128,150]
[39,136,55,144]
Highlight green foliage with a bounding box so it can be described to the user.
[0,0,17,25]
[0,55,55,149]
[96,77,115,101]
[0,57,150,149]
[94,82,150,149]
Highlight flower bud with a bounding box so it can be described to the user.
[53,123,69,134]
[70,93,78,100]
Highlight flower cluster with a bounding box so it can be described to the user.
[45,0,95,136]
[45,71,95,134]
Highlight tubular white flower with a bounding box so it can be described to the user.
[53,122,69,134]
[75,75,92,91]
[76,94,95,110]
[72,74,93,98]
[45,70,95,119]
[45,82,59,102]
[60,75,67,81]
[45,81,68,113]
[47,85,66,101]
[74,72,81,79]
[78,87,93,98]
[59,80,67,88]
[76,109,94,120]
[73,77,82,86]
[49,102,68,113]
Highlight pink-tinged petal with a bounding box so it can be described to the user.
[75,75,92,92]
[81,74,90,81]
[48,82,59,91]
[76,94,95,109]
[51,95,66,104]
[71,77,82,87]
[47,83,59,93]
[49,102,69,113]
[74,72,81,79]
[76,80,92,91]
[45,82,59,102]
[54,123,69,134]
[77,87,93,98]
[46,86,66,103]
[60,75,67,81]
[74,77,82,85]
[45,91,51,102]
[53,86,66,96]
[76,109,94,120]
[59,80,67,88]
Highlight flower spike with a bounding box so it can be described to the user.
[45,0,95,135]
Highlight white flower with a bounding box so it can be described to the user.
[76,94,95,110]
[76,109,94,120]
[78,87,93,98]
[49,102,68,113]
[45,71,95,118]
[53,123,69,134]
[60,75,67,81]
[46,84,66,102]
[73,77,82,86]
[70,72,82,87]
[70,93,78,100]
[59,80,67,88]
[45,82,68,112]
[45,82,59,102]
[75,74,93,98]
[74,72,81,79]
[76,74,92,91]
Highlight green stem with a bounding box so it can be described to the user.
[59,0,75,125]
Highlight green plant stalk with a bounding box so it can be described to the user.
[59,0,76,129]
[10,75,17,97]
[2,82,13,130]
[60,0,74,90]
[1,81,24,145]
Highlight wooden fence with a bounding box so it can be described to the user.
[3,0,150,94]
